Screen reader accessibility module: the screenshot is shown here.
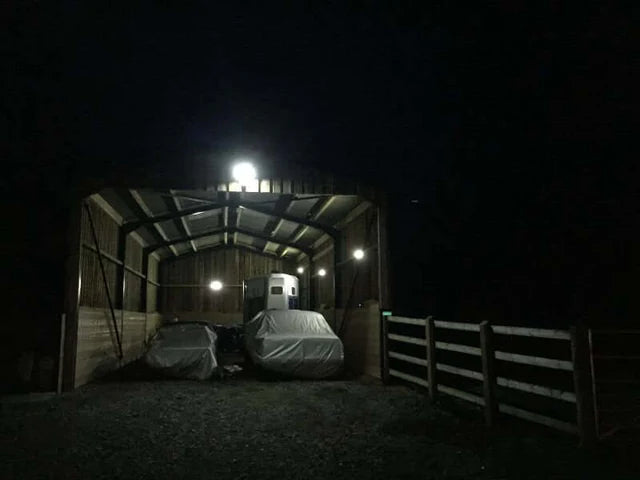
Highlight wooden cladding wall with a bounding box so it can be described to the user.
[147,255,159,313]
[80,199,148,312]
[309,206,378,309]
[314,247,335,308]
[340,300,381,377]
[75,307,158,387]
[160,248,295,313]
[340,207,378,308]
[80,201,119,308]
[75,199,163,387]
[80,201,119,258]
[80,249,119,308]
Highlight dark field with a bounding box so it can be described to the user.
[1,373,638,479]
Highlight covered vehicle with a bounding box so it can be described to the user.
[144,322,218,380]
[245,309,344,378]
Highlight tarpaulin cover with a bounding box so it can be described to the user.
[144,322,218,380]
[245,310,344,378]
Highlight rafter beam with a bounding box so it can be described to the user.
[159,243,291,262]
[164,190,196,252]
[115,189,175,255]
[122,197,337,237]
[277,196,337,257]
[263,194,293,253]
[144,226,313,256]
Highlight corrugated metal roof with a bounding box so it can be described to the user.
[99,186,371,261]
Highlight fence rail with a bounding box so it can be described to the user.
[382,315,602,445]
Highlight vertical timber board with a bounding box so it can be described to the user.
[62,204,83,391]
[115,228,126,309]
[381,313,390,383]
[141,251,149,313]
[309,259,316,310]
[235,248,240,311]
[426,316,437,400]
[333,233,343,309]
[480,321,498,426]
[570,326,598,447]
[376,195,391,310]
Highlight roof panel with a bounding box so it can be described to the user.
[135,190,171,216]
[173,243,193,255]
[188,214,222,234]
[157,220,181,240]
[95,188,367,260]
[98,189,137,222]
[273,219,298,238]
[237,208,270,231]
[235,232,258,247]
[316,196,361,226]
[287,197,323,218]
[133,226,160,245]
[171,190,217,210]
[195,233,224,249]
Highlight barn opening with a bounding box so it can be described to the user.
[61,167,390,390]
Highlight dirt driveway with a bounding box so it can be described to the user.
[1,375,637,479]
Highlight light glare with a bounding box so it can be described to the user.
[232,162,257,186]
[297,266,304,274]
[209,280,223,291]
[318,268,326,277]
[353,248,365,260]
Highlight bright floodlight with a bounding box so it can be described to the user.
[353,248,365,260]
[209,280,223,291]
[232,161,257,186]
[297,266,304,274]
[318,268,326,277]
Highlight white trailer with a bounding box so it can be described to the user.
[243,273,299,322]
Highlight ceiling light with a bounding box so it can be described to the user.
[318,268,326,277]
[297,266,304,274]
[209,280,223,291]
[232,161,257,186]
[353,248,365,260]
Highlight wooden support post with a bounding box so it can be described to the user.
[333,233,343,309]
[309,259,316,311]
[141,251,149,313]
[570,326,598,447]
[480,321,498,426]
[56,313,66,395]
[115,228,127,310]
[381,312,390,383]
[62,204,83,391]
[426,316,437,400]
[376,197,391,310]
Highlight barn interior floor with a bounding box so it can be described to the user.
[1,375,637,479]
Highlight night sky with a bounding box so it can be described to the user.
[5,2,637,344]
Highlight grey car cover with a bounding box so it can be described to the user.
[145,322,218,380]
[245,310,344,378]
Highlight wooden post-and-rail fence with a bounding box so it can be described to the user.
[381,315,602,447]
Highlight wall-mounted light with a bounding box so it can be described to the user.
[232,161,257,186]
[297,266,304,274]
[353,248,365,260]
[209,280,223,291]
[318,268,326,277]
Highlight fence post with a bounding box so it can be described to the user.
[570,326,597,447]
[480,321,498,426]
[381,312,390,383]
[426,316,437,400]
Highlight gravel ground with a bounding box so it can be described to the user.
[1,371,638,479]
